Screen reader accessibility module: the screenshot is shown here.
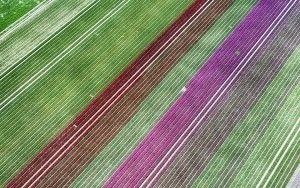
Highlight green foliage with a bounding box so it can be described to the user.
[0,0,43,32]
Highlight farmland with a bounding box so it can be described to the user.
[1,0,300,187]
[71,0,257,187]
[0,0,43,32]
[103,1,300,187]
[1,0,193,186]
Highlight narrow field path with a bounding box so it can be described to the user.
[287,164,300,188]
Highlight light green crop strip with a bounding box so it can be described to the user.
[0,0,43,32]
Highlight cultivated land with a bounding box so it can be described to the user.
[0,0,97,75]
[69,0,256,187]
[229,54,300,188]
[0,0,43,32]
[0,0,193,186]
[158,1,300,187]
[1,0,299,187]
[193,46,300,187]
[104,0,291,187]
[33,0,233,187]
[1,0,123,103]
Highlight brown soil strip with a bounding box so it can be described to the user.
[35,1,233,187]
